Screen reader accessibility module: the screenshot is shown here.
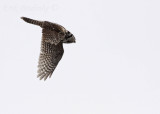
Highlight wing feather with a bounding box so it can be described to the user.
[37,30,64,80]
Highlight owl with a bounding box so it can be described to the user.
[21,17,76,80]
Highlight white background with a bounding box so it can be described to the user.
[0,0,160,114]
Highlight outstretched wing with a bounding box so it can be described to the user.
[37,33,64,80]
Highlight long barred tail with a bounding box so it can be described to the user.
[21,17,43,27]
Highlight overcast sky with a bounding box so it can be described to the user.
[0,0,160,114]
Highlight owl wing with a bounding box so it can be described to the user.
[37,29,64,80]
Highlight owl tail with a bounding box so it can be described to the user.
[21,17,43,27]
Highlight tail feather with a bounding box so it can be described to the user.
[21,17,43,27]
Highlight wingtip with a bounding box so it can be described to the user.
[21,17,24,20]
[21,17,28,21]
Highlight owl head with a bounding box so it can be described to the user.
[63,31,76,43]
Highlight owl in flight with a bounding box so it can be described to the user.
[21,17,76,80]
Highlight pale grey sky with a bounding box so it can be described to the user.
[0,0,160,114]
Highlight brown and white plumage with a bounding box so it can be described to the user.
[21,17,76,80]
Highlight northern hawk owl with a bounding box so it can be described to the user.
[21,17,76,80]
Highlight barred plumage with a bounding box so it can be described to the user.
[21,17,43,27]
[21,17,76,80]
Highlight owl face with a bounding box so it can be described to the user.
[63,31,76,43]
